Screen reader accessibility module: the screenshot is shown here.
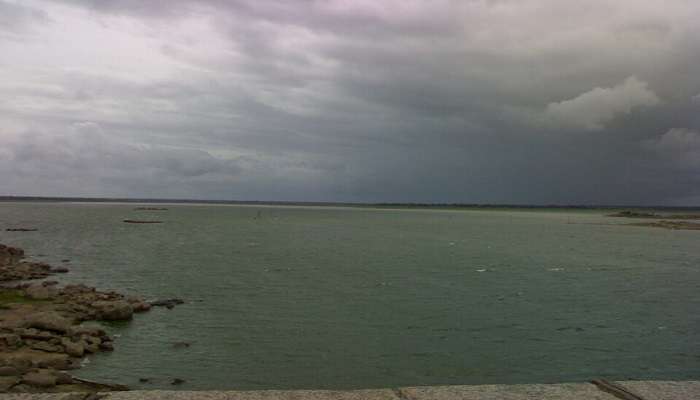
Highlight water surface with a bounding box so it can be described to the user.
[0,203,698,389]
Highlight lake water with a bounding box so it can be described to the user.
[0,202,699,390]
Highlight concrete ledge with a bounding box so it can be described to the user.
[399,382,616,399]
[613,380,700,400]
[0,380,698,400]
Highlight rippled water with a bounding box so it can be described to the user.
[1,202,699,390]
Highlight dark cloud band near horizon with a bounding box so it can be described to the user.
[1,0,699,205]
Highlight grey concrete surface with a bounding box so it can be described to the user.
[0,381,698,399]
[399,382,617,399]
[614,380,700,400]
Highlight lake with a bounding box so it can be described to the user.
[0,202,698,390]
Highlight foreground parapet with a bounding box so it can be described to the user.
[0,380,697,399]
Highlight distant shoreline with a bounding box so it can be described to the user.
[1,196,698,211]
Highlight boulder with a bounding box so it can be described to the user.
[35,353,71,370]
[0,366,19,376]
[98,341,114,351]
[25,284,58,300]
[23,312,72,333]
[22,369,57,387]
[91,300,133,321]
[132,302,152,313]
[67,325,105,338]
[0,376,20,391]
[0,333,21,347]
[30,341,63,353]
[61,338,84,357]
[16,328,55,341]
[53,370,73,384]
[4,356,32,373]
[80,336,101,354]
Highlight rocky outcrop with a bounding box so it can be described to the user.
[91,301,133,321]
[0,243,159,393]
[0,261,53,282]
[23,312,73,334]
[629,220,700,230]
[24,284,58,300]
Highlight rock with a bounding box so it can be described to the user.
[132,302,152,312]
[53,370,73,384]
[22,369,57,387]
[0,244,24,259]
[23,312,72,333]
[150,298,184,309]
[38,353,75,369]
[172,341,191,348]
[0,333,21,347]
[24,284,58,300]
[4,356,32,373]
[61,338,84,357]
[0,376,20,391]
[67,325,105,338]
[98,341,114,351]
[91,301,133,321]
[0,366,19,376]
[17,328,56,341]
[30,341,63,353]
[80,342,97,354]
[171,378,185,385]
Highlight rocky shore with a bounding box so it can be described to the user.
[629,220,700,230]
[0,243,158,393]
[607,210,700,230]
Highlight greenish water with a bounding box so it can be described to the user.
[1,202,699,390]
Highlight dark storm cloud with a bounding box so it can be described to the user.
[1,0,700,204]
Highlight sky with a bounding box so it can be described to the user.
[1,0,699,205]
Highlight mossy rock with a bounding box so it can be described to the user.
[0,289,47,309]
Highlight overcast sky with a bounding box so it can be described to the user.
[1,0,699,205]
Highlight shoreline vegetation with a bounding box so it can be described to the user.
[0,243,180,393]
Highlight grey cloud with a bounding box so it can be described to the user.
[2,0,700,204]
[539,77,660,131]
[0,1,49,38]
[645,128,700,169]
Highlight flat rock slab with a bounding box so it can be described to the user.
[0,381,698,400]
[399,383,616,400]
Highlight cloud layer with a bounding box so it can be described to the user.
[1,0,700,204]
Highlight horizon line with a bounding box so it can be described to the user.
[0,195,698,210]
